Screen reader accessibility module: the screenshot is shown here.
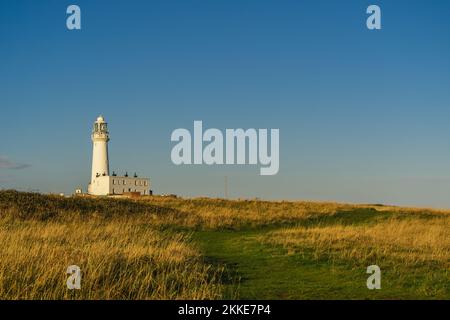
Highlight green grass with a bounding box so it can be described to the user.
[193,226,448,299]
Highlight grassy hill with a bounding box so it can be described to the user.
[0,190,448,299]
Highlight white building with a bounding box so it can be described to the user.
[87,116,151,196]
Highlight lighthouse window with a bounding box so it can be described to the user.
[123,180,126,185]
[113,179,115,185]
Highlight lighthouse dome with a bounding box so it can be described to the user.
[97,115,105,122]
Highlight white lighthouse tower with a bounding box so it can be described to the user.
[87,115,151,196]
[90,115,110,182]
[88,115,110,195]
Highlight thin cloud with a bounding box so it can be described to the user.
[0,156,31,170]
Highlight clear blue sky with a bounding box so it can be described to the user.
[1,0,450,208]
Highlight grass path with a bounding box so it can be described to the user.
[192,227,439,299]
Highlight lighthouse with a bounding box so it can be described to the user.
[91,115,110,182]
[87,115,151,196]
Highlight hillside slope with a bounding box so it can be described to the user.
[0,190,448,299]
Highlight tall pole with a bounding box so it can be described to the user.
[224,176,228,199]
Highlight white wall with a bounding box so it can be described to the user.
[88,175,111,196]
[91,140,109,183]
[89,176,151,196]
[110,176,150,195]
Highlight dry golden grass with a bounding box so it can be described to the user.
[259,217,450,267]
[139,196,368,229]
[138,196,450,230]
[0,217,223,299]
[1,190,449,299]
